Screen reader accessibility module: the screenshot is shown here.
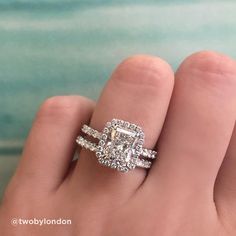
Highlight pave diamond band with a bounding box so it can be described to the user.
[82,125,102,139]
[76,119,157,172]
[76,136,97,152]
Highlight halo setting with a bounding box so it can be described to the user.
[96,119,145,172]
[76,119,157,172]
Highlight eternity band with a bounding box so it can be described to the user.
[76,119,157,172]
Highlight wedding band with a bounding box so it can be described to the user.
[76,119,157,172]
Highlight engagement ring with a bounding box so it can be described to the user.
[76,119,157,172]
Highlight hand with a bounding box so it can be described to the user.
[1,51,236,236]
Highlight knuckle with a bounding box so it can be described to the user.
[179,50,236,87]
[41,96,73,110]
[36,95,94,124]
[37,96,79,121]
[113,54,174,87]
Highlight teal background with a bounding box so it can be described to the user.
[1,0,236,197]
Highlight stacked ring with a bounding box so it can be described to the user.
[76,119,157,172]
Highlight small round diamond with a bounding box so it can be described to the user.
[127,162,135,169]
[139,132,145,139]
[136,145,142,151]
[96,152,102,157]
[111,119,117,125]
[117,166,124,172]
[130,124,136,130]
[106,122,111,127]
[151,153,156,159]
[111,163,116,169]
[99,159,105,164]
[124,121,129,128]
[103,127,109,133]
[99,140,105,146]
[117,120,122,125]
[138,139,144,145]
[135,127,141,132]
[101,134,107,140]
[104,160,110,166]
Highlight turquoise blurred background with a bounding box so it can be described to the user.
[1,0,236,198]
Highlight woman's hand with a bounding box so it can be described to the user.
[1,51,236,236]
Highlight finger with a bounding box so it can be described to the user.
[14,96,94,190]
[72,55,174,196]
[147,51,236,199]
[215,124,236,218]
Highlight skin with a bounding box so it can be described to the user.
[0,51,236,236]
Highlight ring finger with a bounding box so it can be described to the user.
[71,55,174,198]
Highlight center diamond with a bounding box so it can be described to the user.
[96,119,144,172]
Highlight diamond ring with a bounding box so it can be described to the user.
[76,119,157,172]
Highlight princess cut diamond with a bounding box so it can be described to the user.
[96,119,144,172]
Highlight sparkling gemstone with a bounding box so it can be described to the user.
[97,119,144,171]
[101,134,107,140]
